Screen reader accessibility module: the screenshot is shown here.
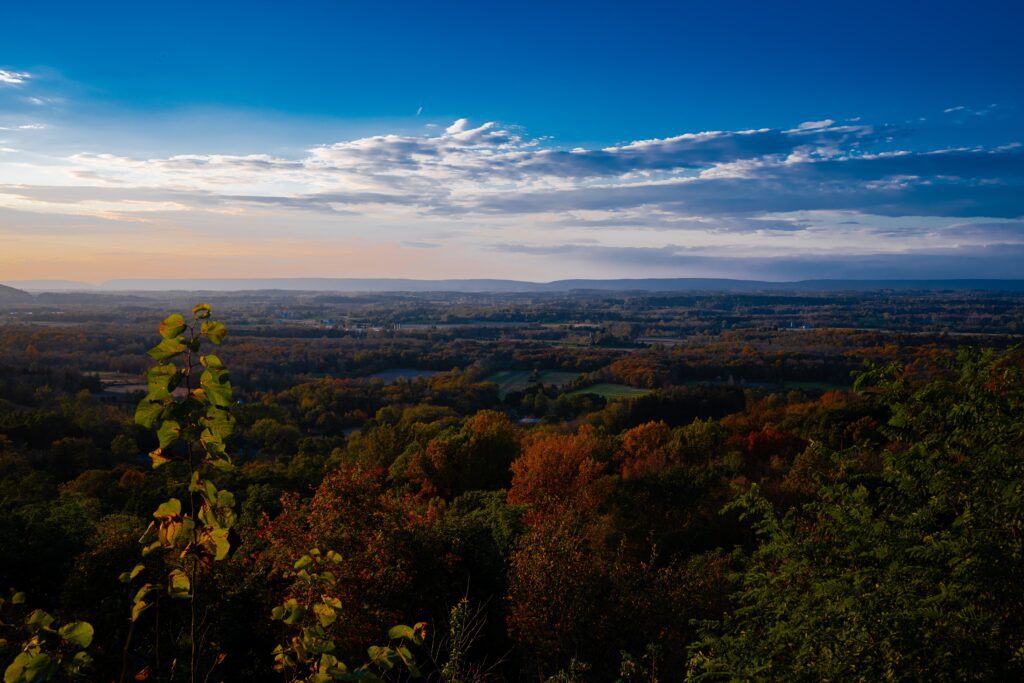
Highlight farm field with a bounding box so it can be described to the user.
[486,370,579,397]
[568,382,653,399]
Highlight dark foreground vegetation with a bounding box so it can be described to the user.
[0,288,1022,681]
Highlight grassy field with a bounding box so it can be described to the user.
[568,383,652,400]
[486,370,579,397]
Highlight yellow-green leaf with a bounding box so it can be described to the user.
[168,570,190,598]
[134,397,166,429]
[148,337,187,362]
[25,609,54,633]
[200,354,224,369]
[159,314,186,339]
[58,621,94,648]
[210,528,231,561]
[157,420,181,449]
[200,369,232,408]
[201,321,227,344]
[313,602,337,627]
[153,498,181,519]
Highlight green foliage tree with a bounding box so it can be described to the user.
[688,349,1024,681]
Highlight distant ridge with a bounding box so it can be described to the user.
[1,280,97,292]
[0,283,32,302]
[4,278,1024,294]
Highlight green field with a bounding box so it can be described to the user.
[568,383,652,400]
[486,370,579,397]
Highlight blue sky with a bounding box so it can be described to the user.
[1,0,1022,282]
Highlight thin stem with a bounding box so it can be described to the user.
[185,324,199,683]
[118,617,136,683]
[155,601,161,681]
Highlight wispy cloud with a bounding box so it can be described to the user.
[943,104,999,116]
[0,69,31,86]
[0,111,1022,280]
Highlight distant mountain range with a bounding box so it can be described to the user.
[0,284,32,302]
[4,278,1024,294]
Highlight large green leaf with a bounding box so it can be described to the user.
[271,598,305,625]
[134,396,167,428]
[148,337,187,361]
[153,498,181,519]
[203,406,235,439]
[4,651,57,683]
[209,528,231,560]
[4,651,30,683]
[58,621,94,648]
[25,609,54,633]
[200,368,232,407]
[157,420,181,449]
[313,602,337,627]
[388,625,415,640]
[147,364,180,394]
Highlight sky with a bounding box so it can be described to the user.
[1,0,1023,284]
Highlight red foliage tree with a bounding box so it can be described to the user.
[255,466,423,654]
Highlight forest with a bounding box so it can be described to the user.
[0,288,1022,682]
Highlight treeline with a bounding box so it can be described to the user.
[1,308,1023,680]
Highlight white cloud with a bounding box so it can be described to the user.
[0,114,1021,279]
[0,69,31,85]
[797,119,835,130]
[943,104,999,116]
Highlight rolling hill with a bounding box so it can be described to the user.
[0,284,32,303]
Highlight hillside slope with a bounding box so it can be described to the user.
[0,284,32,302]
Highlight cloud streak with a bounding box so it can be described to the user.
[0,69,31,86]
[1,111,1022,280]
